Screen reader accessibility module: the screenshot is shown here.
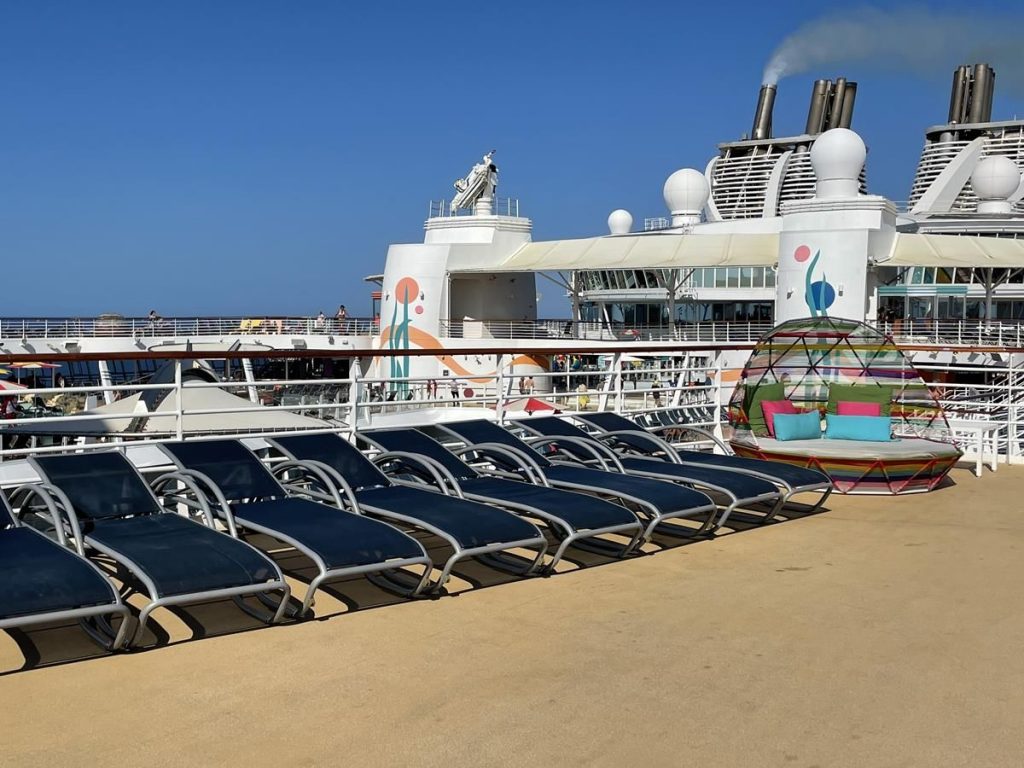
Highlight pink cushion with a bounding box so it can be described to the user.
[837,400,882,416]
[761,400,798,436]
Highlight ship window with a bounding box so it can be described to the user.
[766,269,776,288]
[727,268,739,288]
[740,268,752,288]
[715,269,728,288]
[751,268,763,288]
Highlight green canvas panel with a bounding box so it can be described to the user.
[746,381,786,436]
[826,383,894,416]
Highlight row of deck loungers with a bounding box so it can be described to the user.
[0,418,831,654]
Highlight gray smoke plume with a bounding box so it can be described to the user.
[763,6,1024,97]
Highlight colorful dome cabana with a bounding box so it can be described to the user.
[728,317,962,494]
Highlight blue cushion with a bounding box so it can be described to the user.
[825,415,893,441]
[773,411,822,441]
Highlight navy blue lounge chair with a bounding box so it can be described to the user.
[193,436,549,592]
[513,416,786,529]
[347,429,646,567]
[157,440,435,609]
[436,420,719,539]
[0,490,130,650]
[575,411,833,512]
[27,451,291,648]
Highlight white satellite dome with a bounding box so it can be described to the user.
[810,128,866,199]
[971,156,1020,214]
[607,209,633,235]
[663,168,709,225]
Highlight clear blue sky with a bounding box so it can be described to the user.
[1,1,1020,317]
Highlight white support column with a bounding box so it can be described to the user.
[242,357,258,404]
[98,360,114,405]
[495,354,507,425]
[347,357,362,438]
[712,361,724,450]
[174,359,184,442]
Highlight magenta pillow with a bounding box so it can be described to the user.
[837,400,882,417]
[761,400,798,437]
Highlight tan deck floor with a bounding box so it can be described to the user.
[2,466,1023,767]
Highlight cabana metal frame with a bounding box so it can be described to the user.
[727,316,962,494]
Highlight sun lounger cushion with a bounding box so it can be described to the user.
[233,498,424,568]
[773,411,822,441]
[826,384,893,417]
[0,528,118,619]
[825,415,893,442]
[760,400,798,436]
[32,452,163,520]
[87,514,278,597]
[354,486,542,549]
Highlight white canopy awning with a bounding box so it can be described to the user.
[887,233,1024,267]
[460,232,780,272]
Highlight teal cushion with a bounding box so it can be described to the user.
[825,415,893,441]
[773,411,822,441]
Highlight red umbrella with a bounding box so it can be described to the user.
[0,380,26,391]
[501,397,562,415]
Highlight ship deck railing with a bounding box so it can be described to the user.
[1,346,1022,471]
[5,316,1024,348]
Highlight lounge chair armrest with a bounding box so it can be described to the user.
[595,430,685,463]
[151,468,241,538]
[9,484,85,554]
[150,471,221,528]
[452,443,550,487]
[522,435,627,473]
[372,451,465,498]
[269,459,347,509]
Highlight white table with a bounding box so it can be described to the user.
[946,420,1001,477]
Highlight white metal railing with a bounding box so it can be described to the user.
[3,346,1024,469]
[427,197,521,218]
[8,315,1024,349]
[0,316,380,340]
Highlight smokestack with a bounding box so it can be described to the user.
[838,82,857,128]
[751,84,776,140]
[826,78,848,130]
[969,63,994,123]
[805,79,831,134]
[948,65,969,123]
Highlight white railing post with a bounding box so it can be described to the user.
[613,353,624,412]
[242,358,259,404]
[713,362,725,449]
[495,354,507,425]
[174,359,184,442]
[347,357,362,438]
[97,361,114,406]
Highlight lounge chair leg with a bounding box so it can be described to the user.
[366,561,435,597]
[78,606,133,651]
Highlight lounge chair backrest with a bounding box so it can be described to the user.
[161,440,283,501]
[441,420,553,468]
[271,433,391,491]
[577,412,637,432]
[31,452,163,520]
[363,428,480,481]
[512,417,604,462]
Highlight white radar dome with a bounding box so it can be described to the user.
[607,209,633,235]
[810,128,866,199]
[663,169,709,225]
[971,155,1020,203]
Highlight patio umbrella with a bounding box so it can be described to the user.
[501,397,562,415]
[8,361,61,385]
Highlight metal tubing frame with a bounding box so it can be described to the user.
[0,499,131,650]
[156,451,434,609]
[26,458,293,648]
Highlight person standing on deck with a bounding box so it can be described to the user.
[335,305,349,333]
